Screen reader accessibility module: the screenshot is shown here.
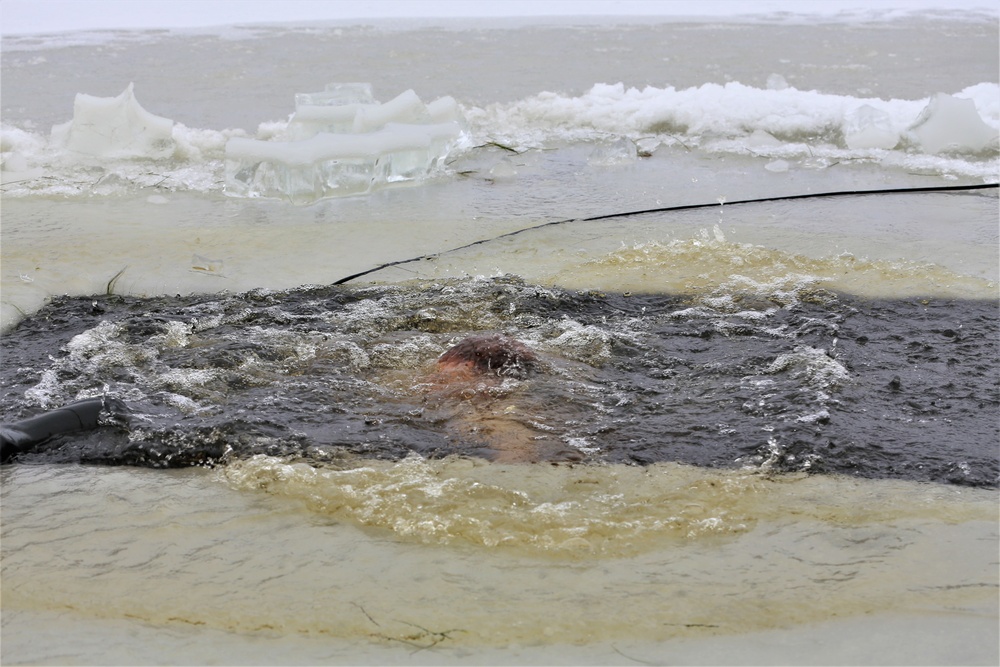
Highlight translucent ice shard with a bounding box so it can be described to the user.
[843,104,899,150]
[379,122,464,181]
[747,129,783,147]
[588,137,638,166]
[909,93,998,154]
[225,134,379,201]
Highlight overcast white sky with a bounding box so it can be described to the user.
[1,0,994,35]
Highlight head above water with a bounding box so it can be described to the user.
[437,334,538,379]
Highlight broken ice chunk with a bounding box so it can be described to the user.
[843,104,899,150]
[289,89,441,140]
[225,133,381,201]
[50,83,174,158]
[352,90,428,133]
[229,86,465,202]
[224,122,463,203]
[747,129,783,147]
[426,96,462,123]
[909,93,998,154]
[379,122,463,180]
[288,104,362,138]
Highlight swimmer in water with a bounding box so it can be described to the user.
[1,334,578,465]
[436,333,538,379]
[430,334,581,464]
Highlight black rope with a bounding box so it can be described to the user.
[333,182,998,285]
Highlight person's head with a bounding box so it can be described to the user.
[437,334,537,379]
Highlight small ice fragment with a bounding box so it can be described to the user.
[489,157,518,180]
[766,73,789,90]
[843,104,899,150]
[146,194,169,204]
[294,83,374,108]
[764,159,790,172]
[588,137,637,165]
[50,83,174,158]
[747,129,782,147]
[634,136,660,156]
[191,254,224,274]
[909,93,998,154]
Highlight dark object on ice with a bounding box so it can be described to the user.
[1,397,130,463]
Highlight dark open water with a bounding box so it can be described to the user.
[3,276,996,487]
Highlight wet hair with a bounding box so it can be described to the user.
[437,334,538,378]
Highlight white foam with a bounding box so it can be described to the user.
[23,369,62,409]
[765,345,850,389]
[545,320,615,366]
